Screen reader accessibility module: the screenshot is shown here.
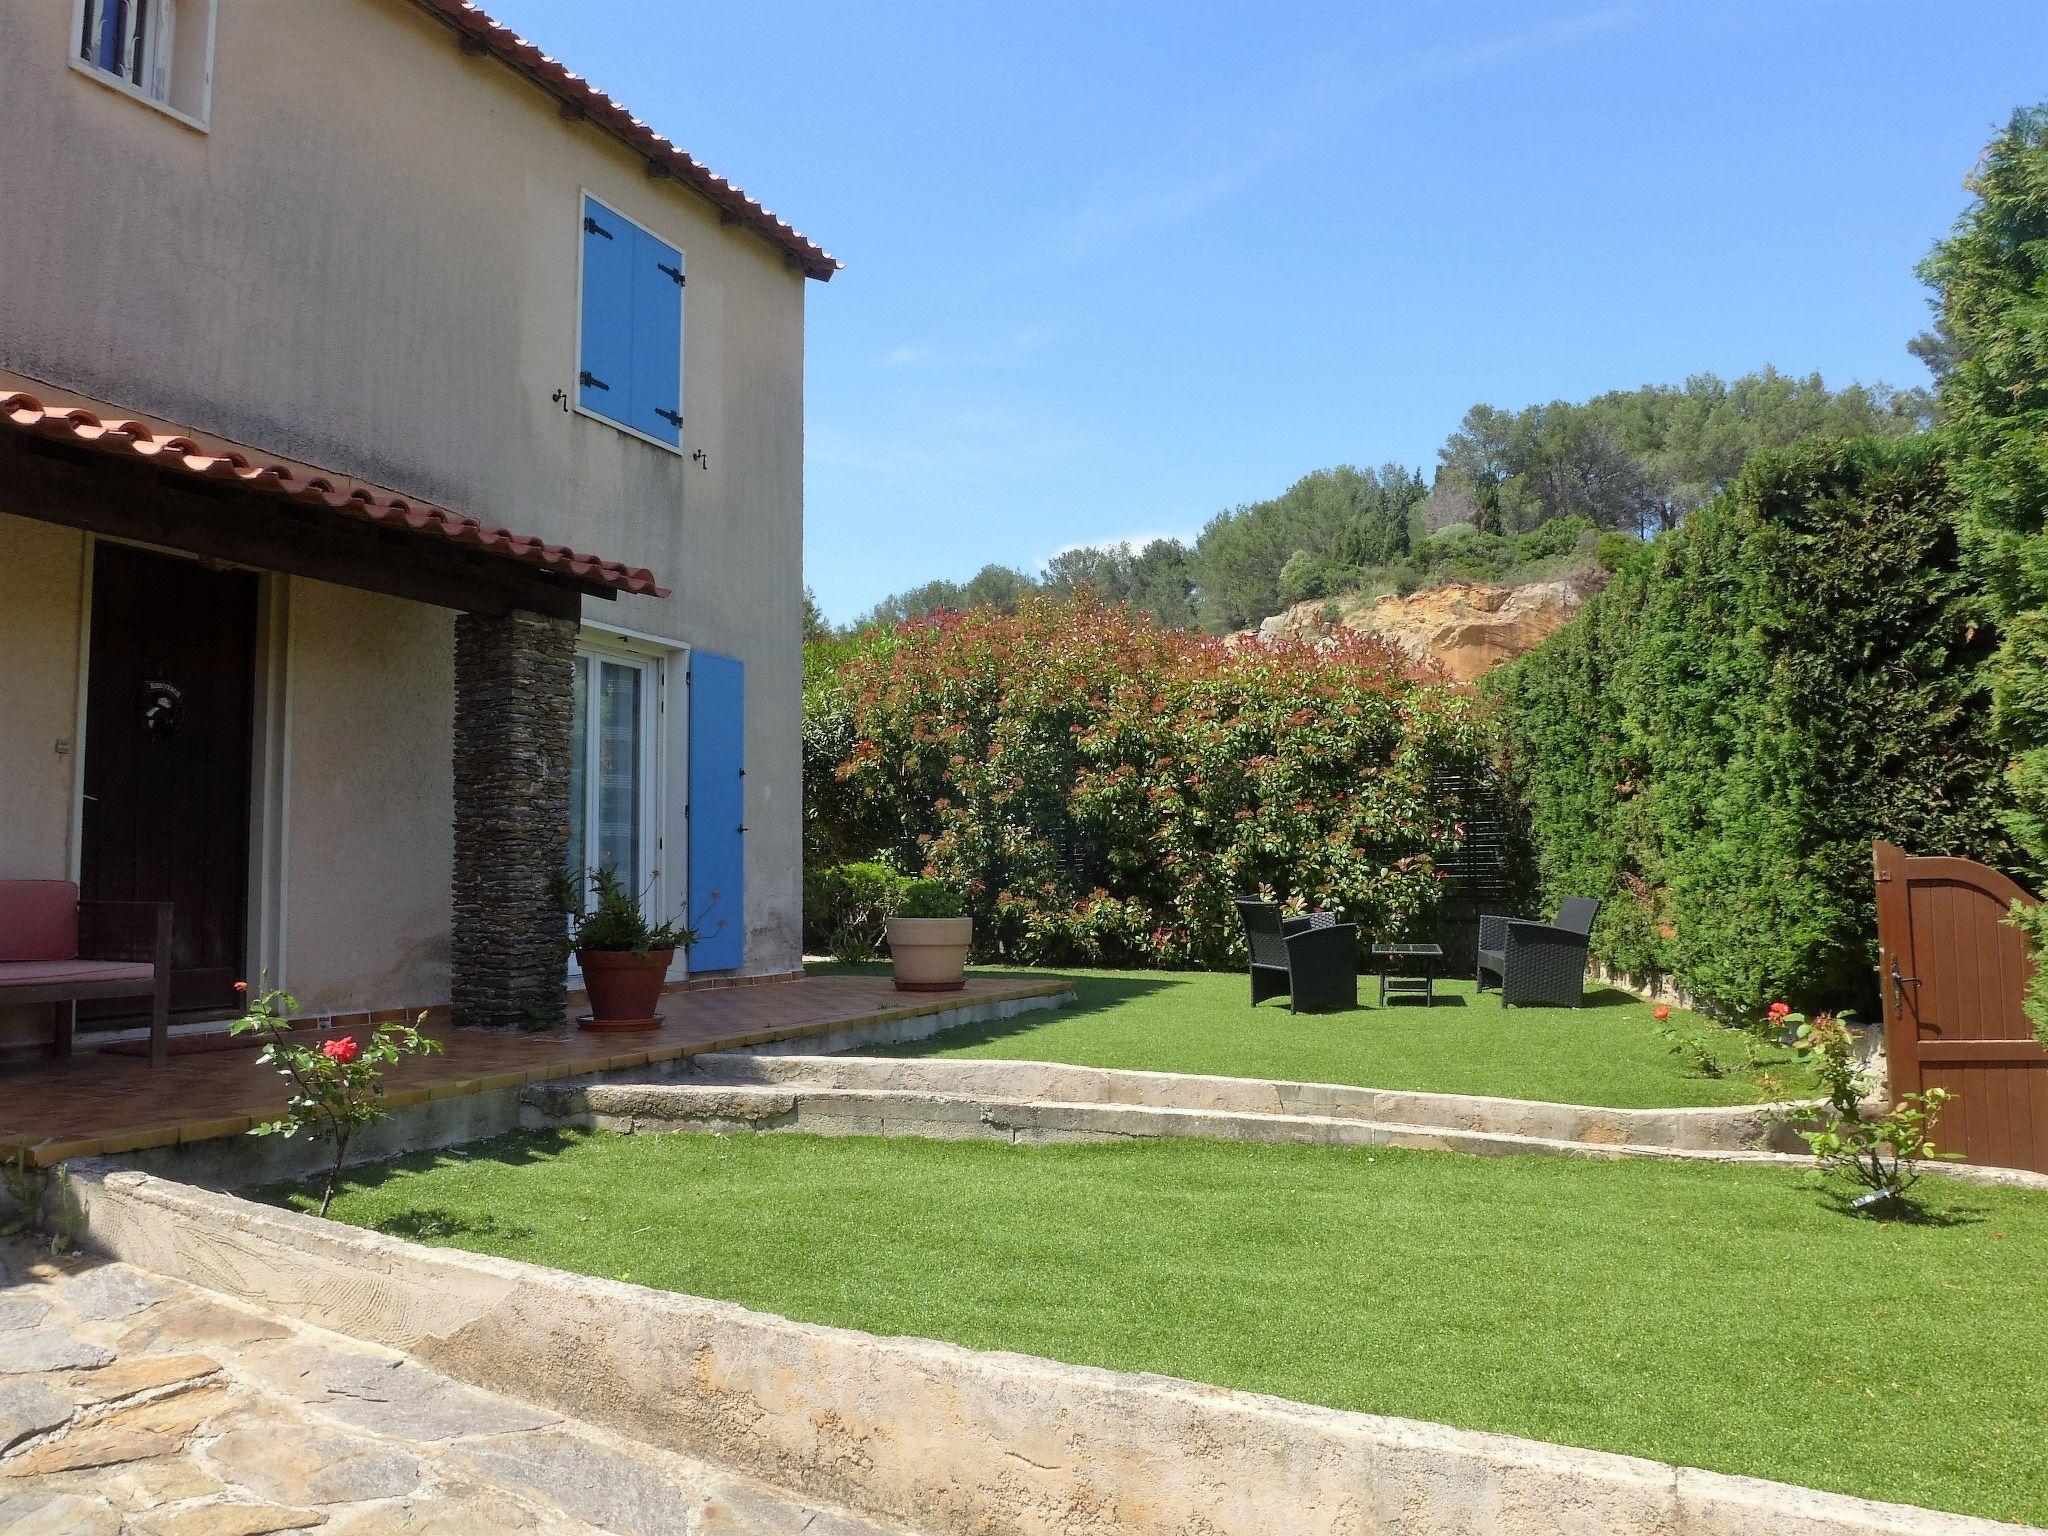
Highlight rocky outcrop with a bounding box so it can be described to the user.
[1250,568,1605,682]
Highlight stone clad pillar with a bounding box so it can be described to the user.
[451,609,576,1028]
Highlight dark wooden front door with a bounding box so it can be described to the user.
[1873,840,2048,1174]
[81,543,259,1015]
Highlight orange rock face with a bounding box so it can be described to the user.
[1250,569,1605,682]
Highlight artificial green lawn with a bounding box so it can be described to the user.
[851,965,1810,1109]
[284,1130,2047,1525]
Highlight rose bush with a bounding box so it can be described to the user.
[805,595,1487,967]
[231,983,442,1216]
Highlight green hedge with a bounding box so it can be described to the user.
[806,595,1487,968]
[1489,435,2024,1019]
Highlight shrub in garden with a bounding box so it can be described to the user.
[897,879,966,919]
[231,983,443,1217]
[805,594,1486,967]
[1775,1005,1955,1217]
[1490,435,2023,1019]
[803,861,909,961]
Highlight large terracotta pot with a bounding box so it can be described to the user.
[886,917,972,992]
[576,948,674,1030]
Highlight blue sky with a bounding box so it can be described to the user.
[486,1,2048,625]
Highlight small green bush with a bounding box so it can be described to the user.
[803,862,908,962]
[897,880,966,919]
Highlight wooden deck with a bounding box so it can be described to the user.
[0,972,1069,1167]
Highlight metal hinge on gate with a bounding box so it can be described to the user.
[584,216,613,239]
[658,262,685,287]
[654,407,684,429]
[579,370,610,392]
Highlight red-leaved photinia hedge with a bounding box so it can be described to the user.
[803,596,1488,967]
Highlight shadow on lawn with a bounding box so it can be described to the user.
[266,1128,590,1219]
[371,1207,537,1243]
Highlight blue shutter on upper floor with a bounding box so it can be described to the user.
[578,197,634,418]
[629,225,684,446]
[577,196,684,447]
[686,652,745,971]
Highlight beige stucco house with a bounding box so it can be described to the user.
[0,0,833,1056]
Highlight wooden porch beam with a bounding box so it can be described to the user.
[0,438,599,621]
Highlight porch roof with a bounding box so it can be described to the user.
[0,388,670,600]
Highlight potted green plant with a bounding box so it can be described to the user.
[886,879,971,992]
[559,869,698,1030]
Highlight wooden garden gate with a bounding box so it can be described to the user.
[1873,841,2048,1173]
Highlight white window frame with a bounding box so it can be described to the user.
[70,0,215,132]
[565,632,674,978]
[571,188,687,458]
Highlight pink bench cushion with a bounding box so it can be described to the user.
[0,880,78,962]
[0,959,154,988]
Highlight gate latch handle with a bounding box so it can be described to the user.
[1889,957,1922,1015]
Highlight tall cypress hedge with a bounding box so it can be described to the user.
[1489,435,2024,1019]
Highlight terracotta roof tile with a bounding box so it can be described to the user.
[408,0,839,281]
[0,391,670,599]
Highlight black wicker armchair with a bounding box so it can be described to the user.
[1476,897,1601,1008]
[1234,899,1358,1013]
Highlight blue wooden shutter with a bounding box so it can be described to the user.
[629,225,684,446]
[578,197,634,419]
[686,652,745,971]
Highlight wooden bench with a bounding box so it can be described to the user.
[0,880,172,1067]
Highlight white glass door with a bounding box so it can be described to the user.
[567,649,658,909]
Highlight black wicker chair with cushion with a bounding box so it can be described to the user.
[1476,896,1601,1008]
[1234,899,1359,1013]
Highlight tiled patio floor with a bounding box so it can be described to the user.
[0,973,1068,1167]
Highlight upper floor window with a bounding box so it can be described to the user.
[74,0,215,128]
[577,195,686,452]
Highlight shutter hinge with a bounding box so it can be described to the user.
[658,262,685,287]
[579,370,610,392]
[583,216,614,240]
[654,407,684,429]
[738,825,747,834]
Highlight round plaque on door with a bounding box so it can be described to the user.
[142,679,186,737]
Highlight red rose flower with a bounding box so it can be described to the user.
[1767,1001,1791,1020]
[1652,1004,1671,1021]
[321,1036,361,1065]
[233,981,248,992]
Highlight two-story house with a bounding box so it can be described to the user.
[0,0,835,1060]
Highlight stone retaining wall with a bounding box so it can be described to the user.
[68,1164,2023,1536]
[524,1064,2048,1191]
[694,1054,1812,1152]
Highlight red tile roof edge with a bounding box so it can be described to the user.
[0,392,670,600]
[407,0,840,282]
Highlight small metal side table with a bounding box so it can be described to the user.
[1371,942,1443,1007]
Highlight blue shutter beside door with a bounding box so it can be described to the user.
[579,197,635,418]
[686,652,745,971]
[630,225,684,447]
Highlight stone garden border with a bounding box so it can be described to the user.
[698,1053,1815,1151]
[66,1162,2027,1536]
[521,1061,2048,1190]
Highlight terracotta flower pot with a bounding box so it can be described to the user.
[576,948,674,1030]
[886,916,972,992]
